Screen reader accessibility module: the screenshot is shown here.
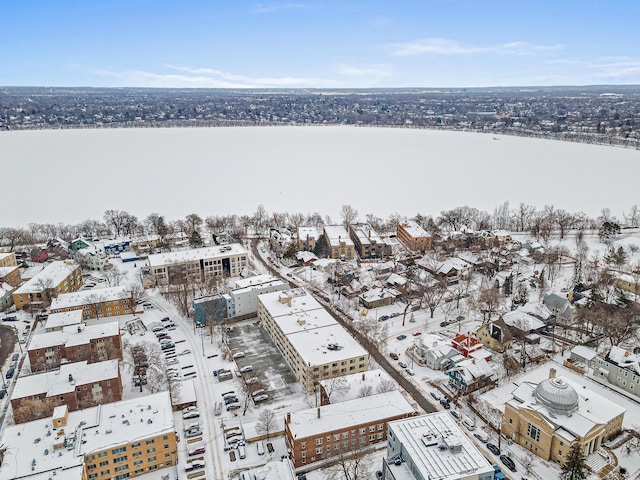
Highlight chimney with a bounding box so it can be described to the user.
[362,373,366,381]
[286,412,291,424]
[68,374,73,383]
[77,326,82,333]
[549,368,556,379]
[317,407,321,419]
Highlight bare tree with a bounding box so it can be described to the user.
[323,376,350,402]
[341,204,359,230]
[256,409,277,441]
[323,445,373,480]
[422,279,448,318]
[103,265,125,287]
[376,379,396,394]
[358,385,373,397]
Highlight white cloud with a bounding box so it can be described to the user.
[337,63,393,78]
[384,37,562,57]
[94,66,337,89]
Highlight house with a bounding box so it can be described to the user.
[501,367,625,464]
[193,294,227,324]
[446,358,496,393]
[296,250,318,265]
[502,308,548,343]
[10,359,123,423]
[0,252,18,267]
[571,345,640,399]
[476,318,513,353]
[348,223,386,259]
[452,333,485,358]
[284,390,416,468]
[0,265,21,287]
[74,245,110,270]
[410,334,463,370]
[323,225,355,260]
[397,220,432,252]
[258,288,369,393]
[358,287,399,309]
[71,236,92,253]
[543,293,576,323]
[12,261,83,310]
[28,319,122,372]
[0,282,15,311]
[0,391,176,480]
[30,246,49,263]
[384,413,494,480]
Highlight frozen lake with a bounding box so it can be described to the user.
[1,126,638,227]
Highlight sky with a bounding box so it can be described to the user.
[2,0,640,88]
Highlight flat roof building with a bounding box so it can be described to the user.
[50,286,133,319]
[385,413,494,480]
[323,225,355,260]
[397,220,432,252]
[12,261,83,310]
[258,288,369,393]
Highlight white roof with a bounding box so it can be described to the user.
[350,223,383,245]
[235,274,279,289]
[44,310,84,330]
[607,345,640,375]
[259,288,324,318]
[502,308,546,331]
[12,359,119,399]
[571,345,598,362]
[359,287,400,303]
[297,227,319,240]
[323,225,354,247]
[148,243,247,267]
[387,413,493,479]
[286,390,415,439]
[29,320,120,350]
[318,369,396,403]
[13,261,78,294]
[286,323,367,366]
[0,391,173,480]
[399,220,430,238]
[50,286,130,310]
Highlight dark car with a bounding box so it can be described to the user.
[11,353,19,362]
[389,352,399,360]
[379,315,389,322]
[486,443,500,456]
[161,343,175,350]
[3,316,17,322]
[439,398,450,409]
[440,321,450,327]
[375,471,383,480]
[224,396,239,404]
[499,454,516,471]
[0,389,6,399]
[397,335,407,340]
[5,368,15,379]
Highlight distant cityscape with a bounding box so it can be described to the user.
[1,85,639,148]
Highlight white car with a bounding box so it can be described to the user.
[183,410,200,419]
[178,349,191,356]
[239,365,253,373]
[166,358,179,366]
[183,406,198,414]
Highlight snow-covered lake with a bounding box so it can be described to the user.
[2,126,638,227]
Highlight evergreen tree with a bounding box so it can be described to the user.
[189,230,203,247]
[503,274,513,296]
[561,443,587,480]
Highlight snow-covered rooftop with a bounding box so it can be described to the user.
[286,323,368,366]
[350,223,383,245]
[44,310,84,331]
[286,390,415,439]
[50,286,130,310]
[607,345,640,375]
[29,320,120,350]
[387,412,493,479]
[502,308,546,331]
[147,243,247,267]
[318,369,395,403]
[259,288,324,318]
[323,225,354,247]
[13,261,79,294]
[12,359,119,400]
[0,391,173,480]
[399,220,430,238]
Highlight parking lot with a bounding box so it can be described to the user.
[226,321,301,404]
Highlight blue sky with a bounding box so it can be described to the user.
[3,1,640,88]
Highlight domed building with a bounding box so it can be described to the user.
[501,367,625,464]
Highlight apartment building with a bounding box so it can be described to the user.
[384,413,494,480]
[0,391,176,480]
[298,226,320,251]
[323,225,355,260]
[258,288,369,393]
[225,274,289,318]
[148,244,248,285]
[0,265,21,287]
[12,260,83,310]
[397,220,432,252]
[50,286,133,319]
[0,252,17,267]
[501,367,625,463]
[28,319,122,372]
[348,223,386,259]
[11,359,123,423]
[285,390,416,468]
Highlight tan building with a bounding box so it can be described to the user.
[50,286,134,319]
[323,225,355,260]
[28,319,122,372]
[148,243,248,285]
[297,227,320,251]
[0,252,17,268]
[397,220,432,252]
[476,318,513,353]
[348,223,386,259]
[258,288,369,393]
[12,261,83,310]
[501,368,625,463]
[0,392,177,480]
[11,359,123,423]
[0,265,21,287]
[285,390,416,468]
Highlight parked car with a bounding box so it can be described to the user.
[0,389,6,399]
[185,460,205,472]
[184,427,202,439]
[486,443,500,456]
[390,312,400,318]
[376,471,383,480]
[224,396,239,404]
[227,403,241,411]
[493,465,506,480]
[246,377,259,384]
[379,315,390,322]
[5,368,15,379]
[439,398,450,409]
[239,365,253,373]
[183,406,198,414]
[462,418,475,431]
[232,351,245,359]
[499,455,516,471]
[11,353,19,362]
[450,411,460,419]
[473,431,489,443]
[161,343,175,350]
[412,331,422,336]
[166,358,179,366]
[183,411,200,419]
[440,321,450,327]
[430,391,441,401]
[188,446,206,456]
[398,361,408,368]
[406,369,415,376]
[221,390,235,398]
[178,349,191,356]
[397,335,407,340]
[253,394,269,403]
[389,353,399,360]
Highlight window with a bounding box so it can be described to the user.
[301,452,306,458]
[134,460,143,466]
[148,456,157,462]
[147,448,156,454]
[131,442,140,448]
[86,455,95,462]
[301,442,306,450]
[378,424,384,431]
[114,456,128,463]
[89,475,98,480]
[98,452,108,458]
[369,425,376,432]
[146,439,155,445]
[112,447,126,454]
[359,428,366,435]
[99,461,109,467]
[315,438,323,445]
[315,448,323,455]
[132,452,142,458]
[342,432,348,439]
[100,470,110,476]
[334,434,340,441]
[527,423,540,442]
[114,465,128,472]
[377,433,383,439]
[87,465,96,471]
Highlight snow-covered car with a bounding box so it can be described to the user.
[178,349,191,356]
[188,446,205,456]
[185,460,205,472]
[166,358,179,366]
[183,410,200,419]
[232,351,245,359]
[183,406,198,414]
[398,361,407,368]
[239,365,253,373]
[253,394,268,403]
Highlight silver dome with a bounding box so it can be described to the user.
[534,378,579,416]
